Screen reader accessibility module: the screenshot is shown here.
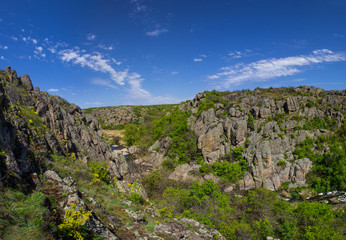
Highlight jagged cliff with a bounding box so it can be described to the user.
[182,87,345,191]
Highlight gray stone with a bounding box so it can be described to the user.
[21,74,34,91]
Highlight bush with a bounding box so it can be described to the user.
[58,204,92,240]
[128,192,145,205]
[90,161,109,183]
[277,160,287,166]
[212,161,244,183]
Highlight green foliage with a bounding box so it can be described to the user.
[90,161,109,183]
[305,100,315,108]
[157,207,173,219]
[293,121,346,192]
[151,110,190,140]
[123,123,147,146]
[212,161,245,183]
[128,192,145,205]
[248,113,255,131]
[0,189,51,239]
[254,218,274,239]
[277,160,287,166]
[196,100,215,116]
[303,116,327,130]
[209,147,248,183]
[58,204,92,240]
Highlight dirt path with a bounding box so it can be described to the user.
[101,129,125,145]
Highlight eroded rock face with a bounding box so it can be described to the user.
[182,86,345,191]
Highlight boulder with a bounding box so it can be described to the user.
[21,74,34,91]
[284,97,299,113]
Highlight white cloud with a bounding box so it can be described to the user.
[171,71,179,75]
[0,56,4,60]
[127,72,151,99]
[228,50,252,59]
[48,88,59,92]
[91,79,118,89]
[59,48,128,85]
[229,51,242,58]
[22,36,39,45]
[11,36,18,41]
[209,49,346,88]
[98,44,113,50]
[0,45,8,50]
[34,46,45,58]
[146,28,168,36]
[194,58,203,62]
[86,33,96,41]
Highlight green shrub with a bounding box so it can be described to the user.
[128,192,145,205]
[58,204,92,240]
[157,207,173,219]
[90,161,109,183]
[277,160,287,166]
[212,161,244,183]
[247,113,255,131]
[303,116,326,130]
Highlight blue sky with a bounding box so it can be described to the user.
[0,0,345,108]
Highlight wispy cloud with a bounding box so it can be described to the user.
[34,46,45,58]
[91,78,118,89]
[194,58,203,62]
[59,48,128,85]
[48,88,59,92]
[0,56,5,60]
[146,28,168,36]
[86,33,96,41]
[98,44,113,50]
[130,0,149,14]
[228,49,252,59]
[22,36,38,45]
[0,45,8,50]
[209,49,346,88]
[171,71,179,75]
[333,33,344,38]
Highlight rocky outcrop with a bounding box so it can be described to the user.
[0,67,136,189]
[154,218,226,240]
[182,86,345,191]
[42,170,120,240]
[20,74,34,91]
[85,106,138,128]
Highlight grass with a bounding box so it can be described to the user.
[0,189,52,240]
